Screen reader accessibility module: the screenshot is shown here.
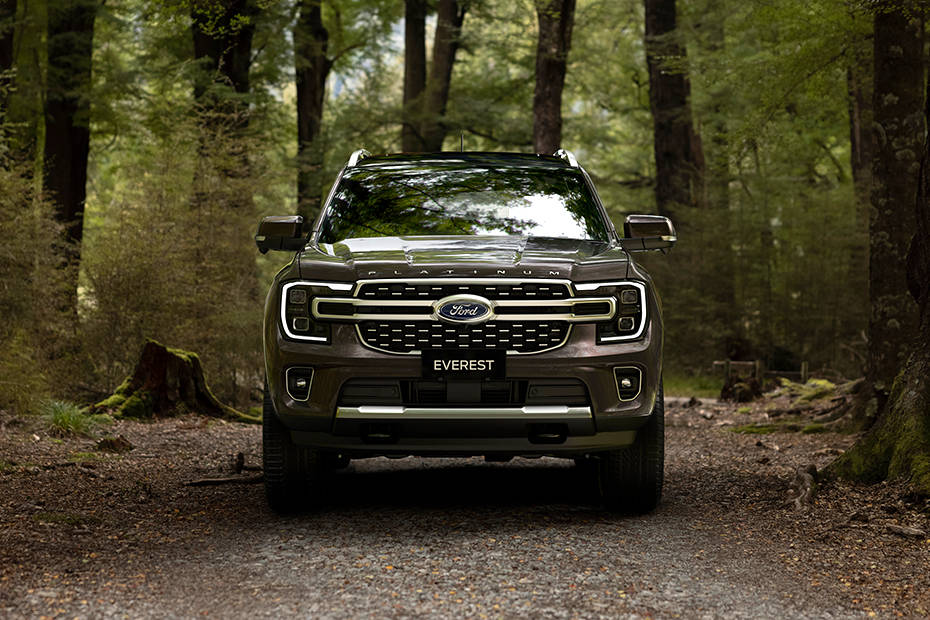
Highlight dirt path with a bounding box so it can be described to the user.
[1,402,928,618]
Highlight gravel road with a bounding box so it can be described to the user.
[2,403,927,618]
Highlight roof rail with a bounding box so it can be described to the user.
[553,149,579,168]
[347,149,371,167]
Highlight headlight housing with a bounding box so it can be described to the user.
[280,281,352,342]
[575,281,647,342]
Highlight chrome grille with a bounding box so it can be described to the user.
[357,281,570,300]
[358,321,570,354]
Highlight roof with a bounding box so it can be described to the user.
[354,151,575,170]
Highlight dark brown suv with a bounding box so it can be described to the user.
[255,150,676,513]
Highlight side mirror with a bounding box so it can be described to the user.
[255,215,307,254]
[621,214,677,251]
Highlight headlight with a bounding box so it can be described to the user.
[280,281,352,342]
[575,281,646,342]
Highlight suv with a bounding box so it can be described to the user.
[255,150,676,513]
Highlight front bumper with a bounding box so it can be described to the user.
[265,314,662,456]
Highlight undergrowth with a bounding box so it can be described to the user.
[664,372,723,398]
[40,400,112,437]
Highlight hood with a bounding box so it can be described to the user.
[298,235,641,282]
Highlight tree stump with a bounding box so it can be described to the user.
[720,375,763,402]
[92,340,242,420]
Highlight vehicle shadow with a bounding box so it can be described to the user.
[317,457,602,512]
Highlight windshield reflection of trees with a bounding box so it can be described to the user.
[318,166,609,242]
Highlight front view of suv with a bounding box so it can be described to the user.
[255,150,676,513]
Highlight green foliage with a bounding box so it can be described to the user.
[801,423,826,434]
[39,399,111,437]
[0,330,49,414]
[636,0,870,376]
[731,422,803,434]
[796,379,837,402]
[776,378,838,404]
[663,372,724,398]
[1,0,876,412]
[731,423,781,435]
[0,153,76,411]
[68,451,102,462]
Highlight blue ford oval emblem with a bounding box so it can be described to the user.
[436,296,492,323]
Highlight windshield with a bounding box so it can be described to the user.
[317,164,611,244]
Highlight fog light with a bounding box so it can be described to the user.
[285,367,314,402]
[618,316,635,331]
[293,317,310,332]
[289,289,308,305]
[614,367,642,401]
[620,289,638,304]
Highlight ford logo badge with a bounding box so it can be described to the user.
[434,295,493,324]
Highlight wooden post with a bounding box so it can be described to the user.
[754,359,763,383]
[801,361,809,383]
[724,359,731,383]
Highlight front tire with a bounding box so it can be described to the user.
[599,381,665,513]
[262,385,325,513]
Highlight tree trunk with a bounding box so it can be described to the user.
[0,0,14,165]
[420,0,466,152]
[643,0,705,220]
[0,0,14,125]
[533,0,575,155]
[1,0,38,165]
[699,0,727,213]
[847,59,873,228]
[829,134,930,497]
[295,0,332,223]
[866,3,921,401]
[402,0,427,152]
[695,0,734,344]
[44,0,97,310]
[830,1,930,496]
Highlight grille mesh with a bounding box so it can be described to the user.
[358,282,570,300]
[358,321,570,353]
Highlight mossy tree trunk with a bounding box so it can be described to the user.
[830,319,930,495]
[829,34,930,495]
[93,340,240,420]
[864,2,922,406]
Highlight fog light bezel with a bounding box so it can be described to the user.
[285,367,314,402]
[613,366,643,402]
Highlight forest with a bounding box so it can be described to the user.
[1,0,929,494]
